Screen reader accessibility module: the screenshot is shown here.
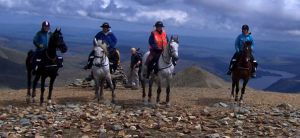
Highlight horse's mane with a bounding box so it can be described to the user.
[95,40,108,55]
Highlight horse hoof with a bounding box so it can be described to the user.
[166,102,171,107]
[155,103,161,107]
[47,100,52,105]
[111,99,116,104]
[26,96,31,104]
[143,101,148,106]
[239,100,243,106]
[32,98,35,103]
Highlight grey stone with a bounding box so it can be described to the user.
[205,133,220,138]
[112,124,123,131]
[219,102,229,108]
[277,103,293,110]
[234,120,243,126]
[20,118,31,126]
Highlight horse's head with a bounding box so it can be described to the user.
[240,41,252,64]
[169,35,179,61]
[243,41,252,56]
[51,28,68,53]
[94,39,108,57]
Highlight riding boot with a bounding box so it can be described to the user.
[146,64,152,79]
[85,72,94,81]
[251,59,258,78]
[227,53,239,75]
[172,58,177,66]
[227,60,236,75]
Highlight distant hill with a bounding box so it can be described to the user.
[172,66,229,88]
[0,45,27,89]
[265,75,300,93]
[0,44,89,90]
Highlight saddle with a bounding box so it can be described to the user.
[31,50,63,73]
[108,48,120,73]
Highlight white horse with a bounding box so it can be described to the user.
[141,35,179,106]
[92,39,116,103]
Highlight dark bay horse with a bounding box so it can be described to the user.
[231,41,252,104]
[26,28,67,105]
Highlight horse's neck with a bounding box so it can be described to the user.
[46,45,56,58]
[161,45,171,64]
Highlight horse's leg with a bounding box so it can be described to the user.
[26,69,32,104]
[235,79,239,102]
[166,79,171,107]
[40,75,46,106]
[156,79,162,104]
[94,77,100,101]
[47,75,57,105]
[32,74,41,103]
[148,78,153,103]
[107,75,115,104]
[141,79,147,104]
[112,79,116,90]
[240,79,249,103]
[231,80,235,99]
[99,78,104,101]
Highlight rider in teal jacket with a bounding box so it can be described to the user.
[227,24,257,77]
[235,32,254,53]
[33,21,52,52]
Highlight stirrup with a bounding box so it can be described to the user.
[226,70,231,75]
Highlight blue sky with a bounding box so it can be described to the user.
[1,0,300,41]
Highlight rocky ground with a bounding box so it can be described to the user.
[0,87,300,137]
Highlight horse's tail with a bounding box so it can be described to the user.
[26,50,34,70]
[27,50,34,57]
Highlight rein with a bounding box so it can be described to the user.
[159,42,173,70]
[93,51,109,67]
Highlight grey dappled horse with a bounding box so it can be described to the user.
[141,35,179,106]
[92,39,116,103]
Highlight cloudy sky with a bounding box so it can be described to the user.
[1,0,300,40]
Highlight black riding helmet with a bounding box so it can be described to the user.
[101,22,111,28]
[242,24,249,30]
[154,21,164,27]
[42,21,50,27]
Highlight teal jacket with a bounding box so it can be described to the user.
[33,30,52,51]
[235,33,254,53]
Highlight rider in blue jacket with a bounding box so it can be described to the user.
[33,21,52,52]
[94,22,117,53]
[227,24,258,77]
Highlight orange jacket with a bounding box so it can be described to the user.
[149,30,168,50]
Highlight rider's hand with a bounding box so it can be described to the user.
[38,44,44,48]
[83,65,89,70]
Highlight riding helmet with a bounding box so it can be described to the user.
[100,22,111,28]
[242,24,249,30]
[42,21,50,27]
[154,21,164,27]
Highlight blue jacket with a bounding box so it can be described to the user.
[235,33,254,53]
[148,31,169,50]
[33,30,51,51]
[94,31,117,51]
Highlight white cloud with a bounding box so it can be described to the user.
[1,0,300,38]
[136,10,189,25]
[100,0,111,9]
[287,30,300,36]
[77,10,88,17]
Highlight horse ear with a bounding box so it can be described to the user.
[55,27,61,32]
[94,38,98,46]
[170,35,174,41]
[175,35,179,42]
